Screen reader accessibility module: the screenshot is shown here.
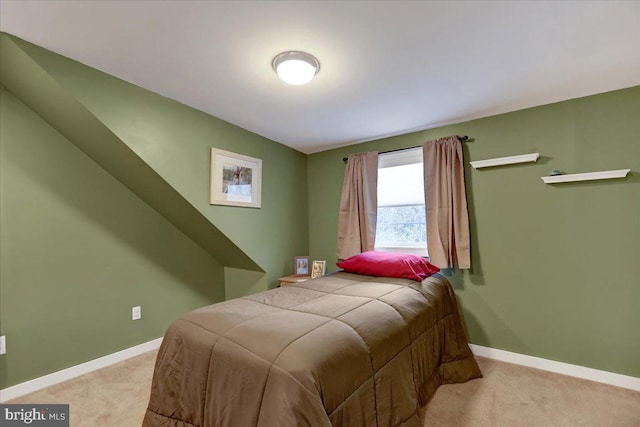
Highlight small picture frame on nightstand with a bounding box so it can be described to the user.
[294,256,310,276]
[311,260,326,279]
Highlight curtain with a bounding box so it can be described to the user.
[423,136,471,269]
[336,152,379,260]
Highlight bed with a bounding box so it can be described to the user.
[143,272,481,427]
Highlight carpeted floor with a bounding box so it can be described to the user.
[6,350,640,426]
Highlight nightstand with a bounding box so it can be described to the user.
[279,274,311,287]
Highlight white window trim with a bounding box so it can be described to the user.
[378,147,422,169]
[374,245,428,257]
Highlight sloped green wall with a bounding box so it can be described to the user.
[8,35,309,292]
[0,34,260,273]
[0,87,225,389]
[0,34,309,389]
[307,86,640,377]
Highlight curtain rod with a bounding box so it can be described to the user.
[342,135,470,163]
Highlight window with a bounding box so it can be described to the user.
[375,148,427,256]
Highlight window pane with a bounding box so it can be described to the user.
[376,153,427,254]
[375,205,426,247]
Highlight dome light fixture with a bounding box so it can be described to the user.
[272,51,320,85]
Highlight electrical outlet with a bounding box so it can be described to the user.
[0,336,6,355]
[132,306,142,320]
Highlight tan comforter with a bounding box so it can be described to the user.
[143,272,481,427]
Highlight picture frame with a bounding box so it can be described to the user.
[210,148,262,208]
[311,260,326,279]
[294,256,310,276]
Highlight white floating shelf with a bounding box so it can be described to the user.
[470,153,539,169]
[541,169,630,184]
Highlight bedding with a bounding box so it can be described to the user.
[143,272,481,427]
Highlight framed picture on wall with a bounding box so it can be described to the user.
[294,256,310,276]
[311,260,326,279]
[210,148,262,208]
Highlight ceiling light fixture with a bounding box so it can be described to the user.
[272,51,320,85]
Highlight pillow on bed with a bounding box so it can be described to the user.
[336,251,440,282]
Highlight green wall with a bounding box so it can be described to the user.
[1,31,637,390]
[0,35,309,389]
[0,87,225,389]
[308,86,640,377]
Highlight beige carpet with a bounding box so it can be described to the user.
[7,351,640,426]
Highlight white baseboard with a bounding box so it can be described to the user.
[0,337,162,402]
[470,344,640,392]
[2,339,636,402]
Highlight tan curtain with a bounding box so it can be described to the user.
[423,136,471,269]
[336,152,379,259]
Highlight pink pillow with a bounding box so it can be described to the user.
[336,251,440,282]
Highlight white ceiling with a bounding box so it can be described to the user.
[1,1,639,154]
